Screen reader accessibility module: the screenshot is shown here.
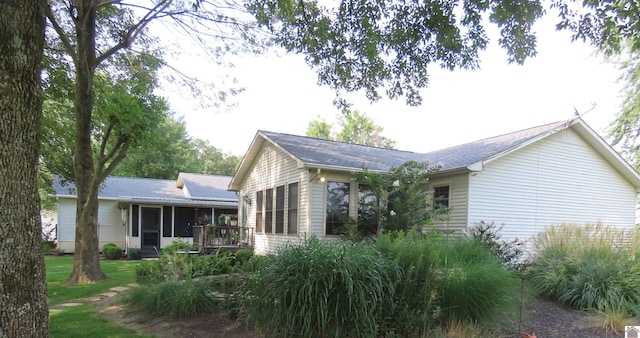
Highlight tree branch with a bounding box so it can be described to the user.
[45,3,78,64]
[96,0,173,65]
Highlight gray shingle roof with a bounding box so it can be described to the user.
[53,173,237,206]
[259,119,571,173]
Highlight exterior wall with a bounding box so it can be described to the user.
[237,143,308,255]
[56,197,125,253]
[429,173,469,234]
[468,128,637,243]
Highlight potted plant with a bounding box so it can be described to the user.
[128,247,141,260]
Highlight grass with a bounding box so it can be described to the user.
[46,255,147,337]
[47,255,142,306]
[49,303,153,338]
[530,223,640,319]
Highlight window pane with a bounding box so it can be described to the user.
[288,182,298,234]
[326,181,349,235]
[434,185,450,209]
[275,185,285,234]
[358,184,377,236]
[256,191,263,233]
[265,188,273,234]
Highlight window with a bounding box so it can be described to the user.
[275,185,285,234]
[265,188,273,233]
[433,185,450,209]
[256,191,263,233]
[288,182,299,234]
[326,181,350,235]
[358,184,378,236]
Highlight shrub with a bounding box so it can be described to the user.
[376,231,439,336]
[530,223,640,314]
[233,249,253,266]
[43,240,57,253]
[103,243,122,260]
[434,239,521,325]
[465,221,525,268]
[123,279,218,318]
[161,238,196,255]
[246,237,400,337]
[135,260,164,285]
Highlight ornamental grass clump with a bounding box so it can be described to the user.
[123,278,218,319]
[376,231,440,336]
[435,239,521,326]
[246,236,400,337]
[530,223,640,316]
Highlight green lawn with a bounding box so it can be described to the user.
[46,256,141,306]
[46,256,152,338]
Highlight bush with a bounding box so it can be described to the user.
[530,223,640,314]
[43,240,57,253]
[161,238,197,255]
[135,260,164,285]
[234,249,253,266]
[103,243,122,260]
[246,237,400,337]
[434,239,521,325]
[465,221,525,268]
[376,231,440,336]
[123,279,218,318]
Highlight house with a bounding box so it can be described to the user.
[229,117,640,255]
[53,173,239,257]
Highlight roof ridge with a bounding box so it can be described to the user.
[258,129,421,154]
[422,119,570,155]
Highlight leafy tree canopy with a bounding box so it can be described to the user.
[306,110,396,148]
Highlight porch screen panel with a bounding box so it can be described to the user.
[132,204,139,237]
[265,188,273,234]
[162,206,172,237]
[174,207,194,237]
[275,185,285,234]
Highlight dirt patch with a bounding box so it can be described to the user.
[92,294,259,338]
[92,293,625,338]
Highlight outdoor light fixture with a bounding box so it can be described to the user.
[243,195,252,205]
[310,168,326,182]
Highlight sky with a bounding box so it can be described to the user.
[159,14,627,157]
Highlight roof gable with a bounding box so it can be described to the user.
[230,118,640,190]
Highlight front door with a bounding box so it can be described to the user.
[141,207,160,253]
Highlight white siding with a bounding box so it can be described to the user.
[56,197,126,252]
[430,173,469,234]
[237,144,308,255]
[468,128,637,242]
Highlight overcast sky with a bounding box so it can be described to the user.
[158,14,625,156]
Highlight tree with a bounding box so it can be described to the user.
[0,1,50,336]
[249,0,545,107]
[112,115,201,179]
[608,52,640,167]
[344,161,443,239]
[551,0,640,55]
[192,139,243,176]
[113,118,242,179]
[306,111,396,148]
[44,0,258,284]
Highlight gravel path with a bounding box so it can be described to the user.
[500,298,625,338]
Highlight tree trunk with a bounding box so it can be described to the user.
[65,1,106,284]
[0,1,50,337]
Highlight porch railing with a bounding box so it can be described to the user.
[193,225,254,254]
